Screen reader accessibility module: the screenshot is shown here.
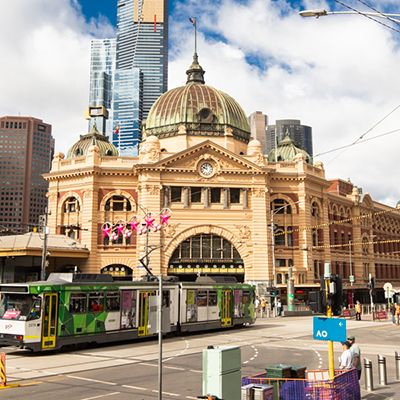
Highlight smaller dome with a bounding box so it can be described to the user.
[268,135,311,163]
[247,138,262,156]
[67,124,119,159]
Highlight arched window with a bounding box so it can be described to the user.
[61,196,81,239]
[311,202,320,218]
[105,196,132,212]
[271,198,292,214]
[63,197,80,213]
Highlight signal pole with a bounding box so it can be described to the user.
[324,263,335,379]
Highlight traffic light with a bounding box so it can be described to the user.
[330,274,343,316]
[309,290,326,314]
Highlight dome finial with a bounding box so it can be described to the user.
[186,17,205,84]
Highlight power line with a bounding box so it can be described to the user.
[333,0,400,34]
[355,0,400,28]
[315,127,400,157]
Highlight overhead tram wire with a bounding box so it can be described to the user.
[333,0,400,34]
[314,102,400,163]
[315,127,400,158]
[355,0,400,28]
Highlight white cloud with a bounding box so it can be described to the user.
[169,0,400,205]
[0,0,114,153]
[1,0,399,206]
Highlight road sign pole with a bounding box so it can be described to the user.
[325,278,335,380]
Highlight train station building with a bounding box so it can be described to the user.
[41,54,400,303]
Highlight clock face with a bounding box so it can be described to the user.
[200,162,214,177]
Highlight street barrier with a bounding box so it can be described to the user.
[395,351,400,381]
[242,368,360,399]
[378,355,388,386]
[364,358,373,391]
[0,353,6,387]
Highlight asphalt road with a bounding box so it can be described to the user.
[0,317,399,400]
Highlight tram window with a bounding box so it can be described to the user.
[89,292,104,313]
[70,293,88,313]
[106,292,120,311]
[208,291,217,306]
[242,291,250,304]
[162,290,170,307]
[197,291,207,306]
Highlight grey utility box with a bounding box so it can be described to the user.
[202,345,241,400]
[241,384,255,400]
[253,385,274,400]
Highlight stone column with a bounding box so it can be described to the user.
[223,188,229,209]
[183,187,189,208]
[203,187,210,208]
[163,186,170,209]
[243,189,249,209]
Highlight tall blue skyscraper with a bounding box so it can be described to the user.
[88,39,116,136]
[113,0,168,156]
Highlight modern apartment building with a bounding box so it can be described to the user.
[266,119,313,157]
[0,117,54,233]
[88,38,116,136]
[113,0,168,155]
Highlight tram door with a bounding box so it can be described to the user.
[138,291,156,336]
[221,290,232,327]
[41,293,58,350]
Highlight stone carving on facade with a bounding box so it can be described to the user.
[236,225,251,240]
[138,135,161,163]
[163,223,179,238]
[252,188,265,198]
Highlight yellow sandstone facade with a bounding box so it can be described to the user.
[45,55,400,302]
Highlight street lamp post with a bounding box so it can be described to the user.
[39,208,50,281]
[299,9,400,20]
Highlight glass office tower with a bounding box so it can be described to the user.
[113,0,168,155]
[88,39,116,136]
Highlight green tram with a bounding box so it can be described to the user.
[0,273,256,352]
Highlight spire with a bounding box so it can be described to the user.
[186,52,205,84]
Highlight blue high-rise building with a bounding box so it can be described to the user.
[88,39,116,136]
[113,0,168,155]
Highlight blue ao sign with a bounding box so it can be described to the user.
[313,317,347,342]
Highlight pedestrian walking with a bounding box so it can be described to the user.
[277,298,282,317]
[348,335,362,380]
[390,303,396,324]
[395,303,400,325]
[255,296,260,317]
[355,301,362,321]
[338,341,354,370]
[261,298,267,317]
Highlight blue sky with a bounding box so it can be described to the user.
[1,0,400,204]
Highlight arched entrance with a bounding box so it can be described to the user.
[101,265,133,281]
[168,233,244,282]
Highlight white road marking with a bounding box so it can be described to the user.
[122,385,148,391]
[185,397,198,399]
[152,390,180,397]
[189,369,202,373]
[164,366,185,371]
[66,375,117,386]
[140,362,158,368]
[80,392,120,400]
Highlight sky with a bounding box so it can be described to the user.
[0,0,400,206]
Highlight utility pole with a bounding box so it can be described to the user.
[324,262,335,379]
[270,213,277,316]
[39,208,49,281]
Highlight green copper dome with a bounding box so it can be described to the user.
[67,124,119,159]
[145,54,251,143]
[268,135,311,163]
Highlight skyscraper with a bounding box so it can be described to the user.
[113,0,168,155]
[266,119,313,157]
[0,117,54,233]
[88,39,116,136]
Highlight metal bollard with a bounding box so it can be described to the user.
[364,358,373,391]
[396,352,400,381]
[378,354,387,386]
